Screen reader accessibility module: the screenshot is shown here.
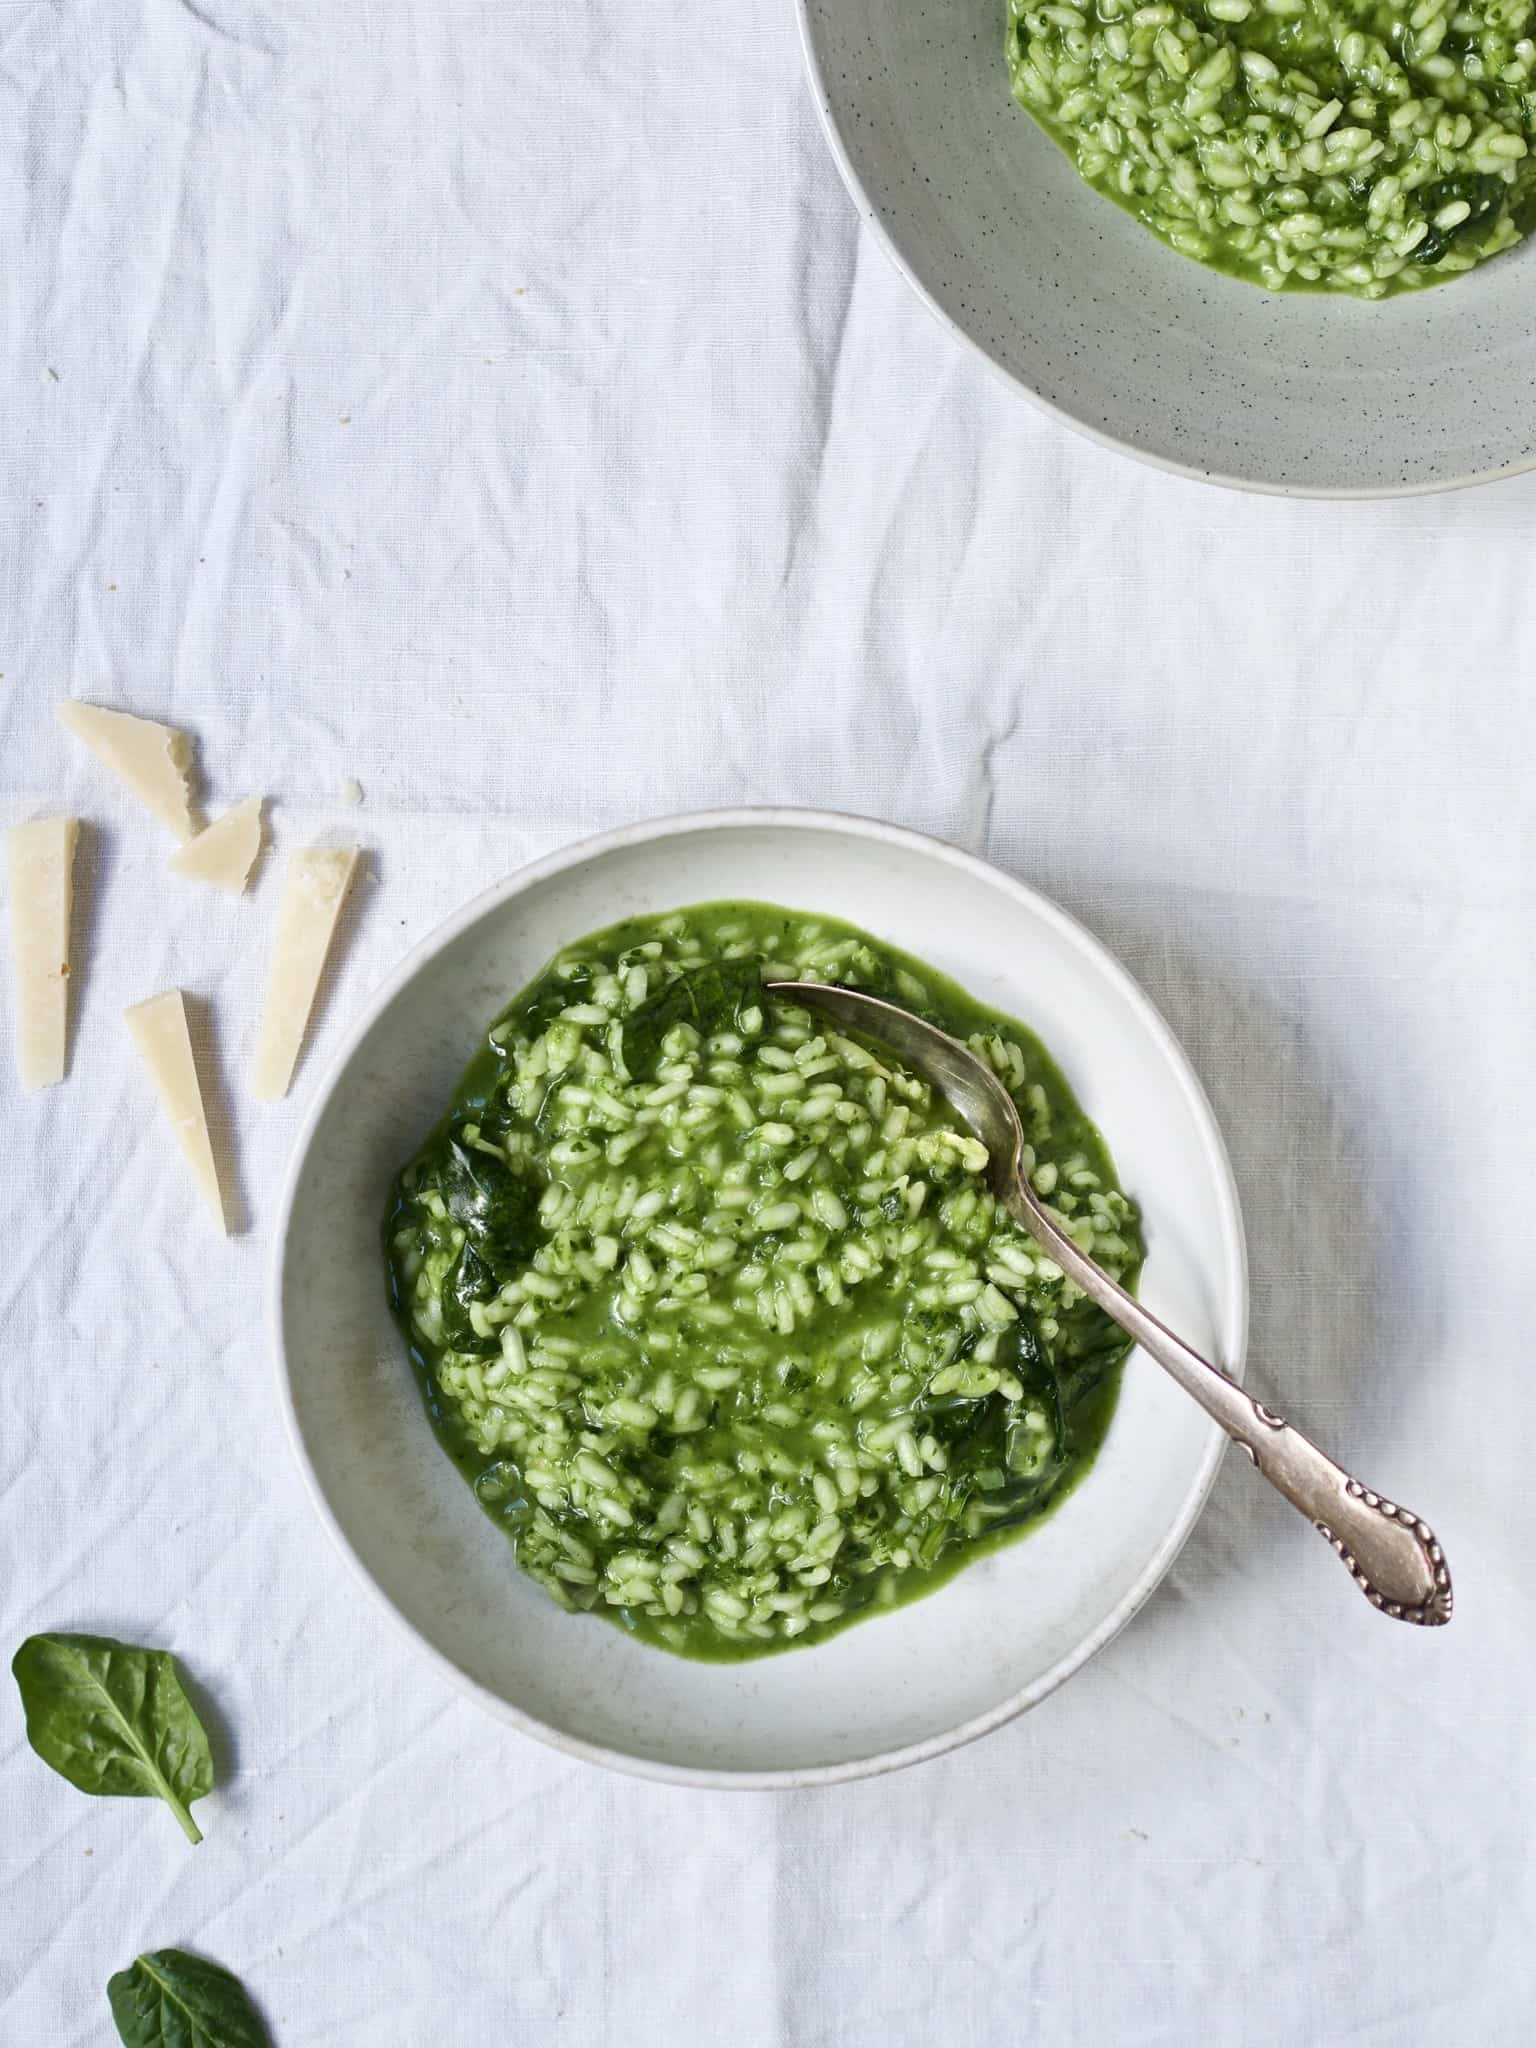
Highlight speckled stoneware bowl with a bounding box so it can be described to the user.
[273,810,1248,1786]
[797,0,1536,495]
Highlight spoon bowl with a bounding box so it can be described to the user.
[766,978,1031,1201]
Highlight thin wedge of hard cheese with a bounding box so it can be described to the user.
[57,700,198,842]
[7,816,79,1089]
[169,797,265,895]
[124,990,227,1230]
[251,846,359,1101]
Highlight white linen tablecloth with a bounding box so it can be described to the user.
[2,3,1531,2042]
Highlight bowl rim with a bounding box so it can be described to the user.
[793,0,1536,502]
[269,805,1250,1788]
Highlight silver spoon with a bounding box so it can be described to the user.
[769,980,1452,1627]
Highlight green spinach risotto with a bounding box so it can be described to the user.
[384,904,1142,1659]
[1006,0,1536,293]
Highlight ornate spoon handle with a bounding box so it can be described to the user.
[1004,1185,1452,1626]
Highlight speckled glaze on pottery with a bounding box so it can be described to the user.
[272,811,1247,1786]
[797,0,1536,496]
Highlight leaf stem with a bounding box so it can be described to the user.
[167,1791,203,1844]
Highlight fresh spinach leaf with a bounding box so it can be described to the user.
[12,1633,214,1844]
[620,961,761,1079]
[1415,172,1506,264]
[108,1949,269,2048]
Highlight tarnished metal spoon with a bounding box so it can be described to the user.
[769,980,1452,1627]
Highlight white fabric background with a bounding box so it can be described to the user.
[1,2,1531,2042]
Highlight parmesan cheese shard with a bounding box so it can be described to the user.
[7,816,79,1089]
[57,700,198,842]
[169,797,265,895]
[124,989,227,1230]
[251,845,360,1101]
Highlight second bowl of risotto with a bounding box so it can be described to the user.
[797,0,1536,493]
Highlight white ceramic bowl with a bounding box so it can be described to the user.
[272,811,1247,1785]
[797,0,1536,496]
